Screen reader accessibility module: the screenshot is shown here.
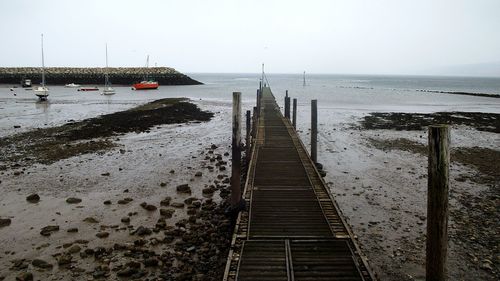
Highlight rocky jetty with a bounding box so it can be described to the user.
[0,67,202,85]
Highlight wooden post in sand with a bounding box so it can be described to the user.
[231,92,242,207]
[311,100,318,163]
[246,110,251,161]
[426,125,450,281]
[292,98,297,129]
[284,90,290,119]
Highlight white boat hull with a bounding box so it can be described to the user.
[101,87,115,95]
[34,86,49,100]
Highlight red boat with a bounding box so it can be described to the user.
[77,87,99,91]
[132,81,159,90]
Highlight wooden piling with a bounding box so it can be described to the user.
[231,92,242,207]
[311,100,318,163]
[246,110,251,161]
[292,98,297,129]
[285,96,290,119]
[426,125,450,281]
[252,106,257,138]
[256,89,261,118]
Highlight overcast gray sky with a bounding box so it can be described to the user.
[1,0,499,75]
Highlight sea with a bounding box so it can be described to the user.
[0,74,499,138]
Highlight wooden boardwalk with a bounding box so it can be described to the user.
[223,87,374,281]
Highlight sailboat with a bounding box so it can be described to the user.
[132,55,159,90]
[303,71,306,87]
[34,34,49,100]
[101,43,116,95]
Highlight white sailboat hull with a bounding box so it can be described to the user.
[101,87,115,95]
[34,86,49,99]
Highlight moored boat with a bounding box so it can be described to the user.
[34,34,49,101]
[132,55,159,90]
[77,87,99,91]
[101,43,115,95]
[65,83,81,88]
[132,80,159,90]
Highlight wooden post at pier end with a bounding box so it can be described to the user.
[284,90,291,119]
[292,98,297,129]
[426,125,450,281]
[256,89,261,118]
[311,100,318,163]
[252,106,257,138]
[246,110,251,161]
[231,92,242,207]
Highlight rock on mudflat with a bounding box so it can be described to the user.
[26,194,40,203]
[96,232,109,238]
[15,272,33,281]
[66,197,82,204]
[160,208,175,218]
[0,218,11,227]
[176,184,191,193]
[83,217,99,223]
[31,259,53,269]
[170,202,185,208]
[140,202,157,211]
[121,217,131,223]
[40,225,59,236]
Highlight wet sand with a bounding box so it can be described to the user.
[298,111,499,281]
[0,99,236,280]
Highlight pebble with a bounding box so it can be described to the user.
[195,171,202,177]
[101,172,110,176]
[103,200,112,205]
[66,197,82,204]
[57,254,72,266]
[133,226,152,236]
[121,217,130,223]
[26,194,40,203]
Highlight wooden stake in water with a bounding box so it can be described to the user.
[293,98,297,129]
[426,125,450,281]
[311,100,318,163]
[231,92,242,207]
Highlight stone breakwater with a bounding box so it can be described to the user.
[0,67,202,85]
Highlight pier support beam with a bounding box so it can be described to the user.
[426,125,450,281]
[256,89,261,118]
[252,106,257,138]
[231,92,242,208]
[292,98,297,129]
[311,100,318,163]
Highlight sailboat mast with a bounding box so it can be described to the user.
[105,43,109,86]
[303,71,306,87]
[41,34,45,86]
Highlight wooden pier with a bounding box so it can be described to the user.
[223,86,375,281]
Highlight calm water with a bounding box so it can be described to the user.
[0,73,499,137]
